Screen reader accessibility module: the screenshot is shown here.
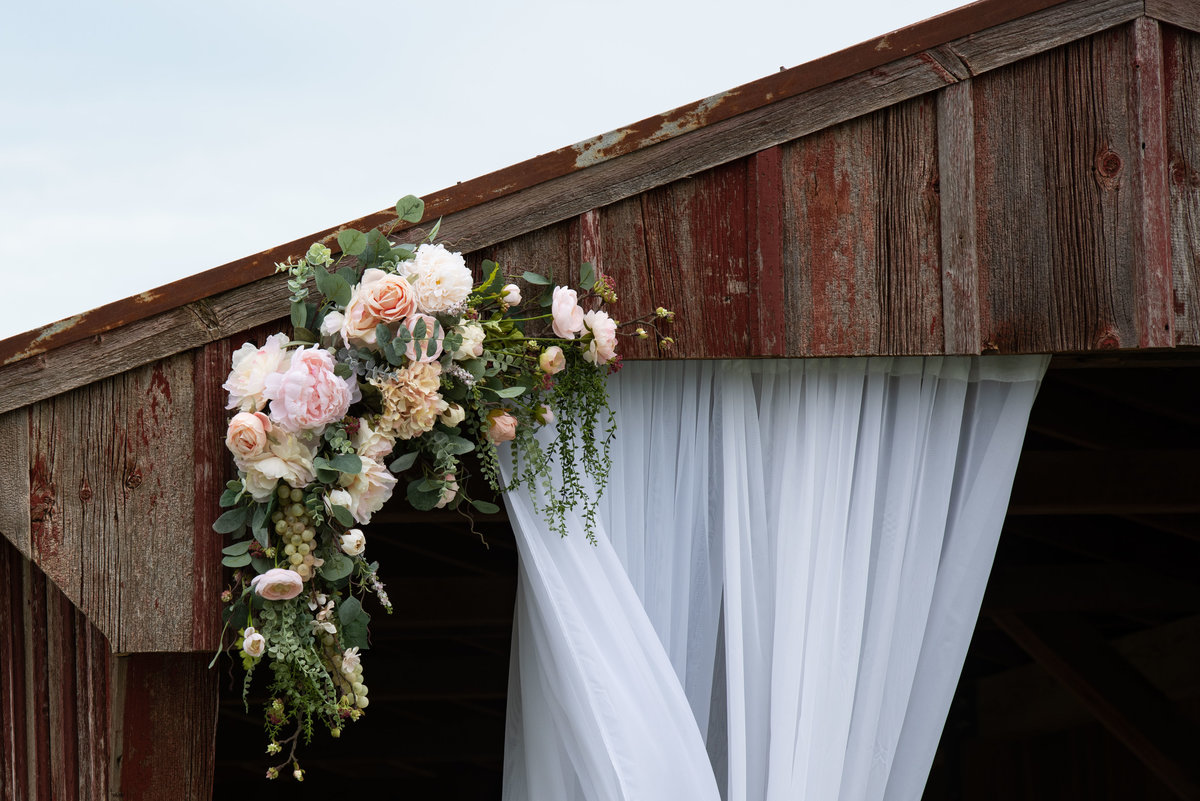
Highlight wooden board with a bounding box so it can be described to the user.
[0,408,30,558]
[782,94,943,355]
[28,353,197,653]
[1163,26,1200,345]
[974,25,1145,352]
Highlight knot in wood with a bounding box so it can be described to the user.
[1095,150,1123,179]
[1096,332,1120,350]
[78,479,93,503]
[124,469,143,490]
[1169,159,1200,188]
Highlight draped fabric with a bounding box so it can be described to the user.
[501,357,1048,801]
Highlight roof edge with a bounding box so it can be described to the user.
[0,0,1078,368]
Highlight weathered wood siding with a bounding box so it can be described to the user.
[0,537,217,801]
[1164,24,1200,346]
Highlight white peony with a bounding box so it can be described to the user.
[223,333,292,412]
[237,430,318,501]
[410,244,473,313]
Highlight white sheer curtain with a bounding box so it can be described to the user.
[501,357,1048,801]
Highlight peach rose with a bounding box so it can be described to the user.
[404,314,445,363]
[583,309,618,365]
[225,411,272,459]
[340,292,382,348]
[359,268,416,323]
[551,287,585,339]
[264,346,356,433]
[224,333,291,412]
[487,410,518,444]
[539,345,566,374]
[250,568,304,601]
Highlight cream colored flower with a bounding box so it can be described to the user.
[410,244,472,313]
[371,362,449,441]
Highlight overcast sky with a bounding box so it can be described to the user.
[1,0,963,342]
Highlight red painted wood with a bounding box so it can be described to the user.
[1130,18,1175,348]
[47,587,79,800]
[938,79,983,354]
[26,565,51,801]
[747,147,787,357]
[0,538,28,801]
[1162,26,1200,345]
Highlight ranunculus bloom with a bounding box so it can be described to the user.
[452,322,485,361]
[551,287,585,339]
[224,333,291,412]
[324,488,352,514]
[583,309,619,365]
[250,568,304,601]
[487,410,518,444]
[264,346,356,433]
[501,284,521,305]
[340,529,366,556]
[242,626,266,658]
[410,244,473,313]
[359,268,417,323]
[320,310,344,338]
[236,431,318,502]
[225,411,272,459]
[440,402,466,427]
[404,314,445,363]
[435,473,459,509]
[539,345,566,374]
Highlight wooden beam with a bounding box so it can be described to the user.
[0,408,30,559]
[1161,25,1200,345]
[1008,449,1200,514]
[938,78,982,354]
[993,612,1200,799]
[1147,0,1200,34]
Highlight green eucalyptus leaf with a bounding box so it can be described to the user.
[315,467,339,485]
[396,195,425,223]
[251,556,274,574]
[443,435,475,455]
[320,552,354,582]
[487,385,526,398]
[333,362,353,379]
[328,453,362,474]
[339,595,363,624]
[340,606,371,651]
[331,505,355,527]
[219,488,241,508]
[222,540,251,556]
[538,287,555,307]
[580,261,596,291]
[212,507,248,534]
[407,478,440,511]
[424,216,442,242]
[337,228,368,257]
[221,553,252,568]
[471,499,501,515]
[315,267,353,307]
[290,301,307,329]
[388,451,418,473]
[522,271,551,286]
[293,326,318,344]
[412,317,426,341]
[461,358,486,380]
[375,324,394,346]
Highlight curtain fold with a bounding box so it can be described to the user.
[502,356,1048,801]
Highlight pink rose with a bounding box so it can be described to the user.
[538,345,566,374]
[583,309,618,365]
[487,410,518,444]
[264,346,356,433]
[224,333,291,412]
[225,411,272,459]
[360,268,417,323]
[250,568,304,601]
[551,287,585,339]
[405,314,445,363]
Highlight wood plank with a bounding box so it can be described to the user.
[782,94,943,355]
[46,585,79,801]
[25,564,50,801]
[0,538,29,801]
[993,612,1200,800]
[975,25,1141,352]
[938,79,982,354]
[948,0,1143,76]
[1130,18,1176,348]
[1008,449,1200,514]
[0,408,30,559]
[1147,0,1200,34]
[29,354,198,653]
[112,653,217,801]
[1162,27,1200,345]
[747,147,787,357]
[594,196,657,361]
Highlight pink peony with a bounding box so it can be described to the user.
[224,333,292,412]
[539,345,566,374]
[551,287,585,339]
[487,410,518,444]
[582,309,619,365]
[404,314,445,363]
[250,568,304,601]
[225,411,272,459]
[264,346,356,433]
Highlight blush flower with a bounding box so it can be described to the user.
[236,431,318,502]
[359,268,417,323]
[582,309,619,365]
[224,333,291,412]
[264,346,356,433]
[339,453,396,524]
[551,287,585,339]
[539,345,566,374]
[340,529,367,556]
[434,473,459,509]
[225,411,272,459]
[242,626,266,658]
[501,284,522,305]
[410,244,473,313]
[250,568,305,601]
[452,322,485,360]
[486,410,518,444]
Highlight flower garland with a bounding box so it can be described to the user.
[212,195,674,779]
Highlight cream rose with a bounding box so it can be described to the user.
[320,310,344,339]
[250,568,304,601]
[264,346,356,433]
[551,287,585,339]
[440,402,466,427]
[237,430,318,502]
[224,333,291,412]
[404,314,445,363]
[340,292,381,348]
[583,309,618,365]
[539,345,566,374]
[340,529,366,556]
[242,626,266,658]
[359,268,417,323]
[324,488,352,514]
[225,411,272,459]
[339,452,396,524]
[410,244,473,313]
[452,322,485,360]
[487,410,518,444]
[501,284,522,305]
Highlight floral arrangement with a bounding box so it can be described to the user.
[212,195,674,779]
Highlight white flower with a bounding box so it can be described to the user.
[410,243,473,313]
[453,322,485,360]
[341,647,361,676]
[340,529,367,556]
[223,333,292,412]
[242,627,266,658]
[501,283,522,305]
[324,488,352,514]
[440,402,466,427]
[320,310,344,338]
[536,405,554,425]
[237,430,318,502]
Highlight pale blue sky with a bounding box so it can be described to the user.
[1,0,961,340]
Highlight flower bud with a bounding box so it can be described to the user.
[501,284,522,305]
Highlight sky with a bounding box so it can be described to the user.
[1,0,963,342]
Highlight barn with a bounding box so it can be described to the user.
[2,0,1199,798]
